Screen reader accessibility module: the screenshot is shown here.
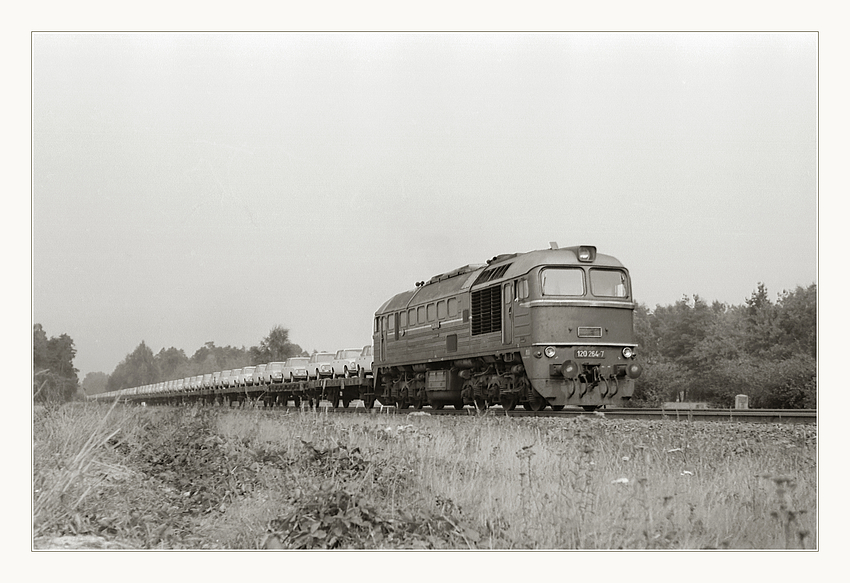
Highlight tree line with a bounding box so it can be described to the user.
[100,326,306,394]
[33,325,306,401]
[33,323,80,403]
[632,283,816,409]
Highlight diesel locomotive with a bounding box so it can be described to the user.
[89,244,641,411]
[370,244,641,411]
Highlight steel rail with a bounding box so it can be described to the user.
[260,404,817,424]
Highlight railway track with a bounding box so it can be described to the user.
[100,376,816,425]
[324,405,816,424]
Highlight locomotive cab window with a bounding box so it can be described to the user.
[540,268,585,296]
[518,279,529,300]
[589,269,629,298]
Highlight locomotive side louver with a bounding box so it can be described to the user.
[577,327,602,338]
[471,286,502,336]
[472,263,512,286]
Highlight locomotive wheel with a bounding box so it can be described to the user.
[341,396,351,408]
[453,403,465,410]
[501,394,519,411]
[331,392,341,408]
[551,405,565,411]
[396,397,409,409]
[526,392,547,411]
[412,396,423,410]
[432,403,444,410]
[474,397,487,410]
[292,395,301,407]
[364,397,376,409]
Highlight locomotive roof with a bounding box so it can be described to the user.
[374,246,626,314]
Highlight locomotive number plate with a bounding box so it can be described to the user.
[575,349,605,359]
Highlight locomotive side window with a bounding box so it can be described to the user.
[590,269,629,298]
[400,311,407,327]
[540,268,585,296]
[448,297,458,316]
[417,305,426,324]
[388,313,395,331]
[409,308,416,326]
[427,303,436,322]
[437,300,446,319]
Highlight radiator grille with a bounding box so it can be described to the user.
[471,286,502,336]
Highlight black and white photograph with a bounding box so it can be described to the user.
[29,26,822,564]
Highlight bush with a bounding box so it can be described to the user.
[632,361,689,407]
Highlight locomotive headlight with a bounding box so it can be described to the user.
[622,347,635,359]
[544,346,557,358]
[577,245,597,262]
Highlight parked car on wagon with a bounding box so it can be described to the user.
[239,366,256,387]
[218,370,232,390]
[355,344,373,378]
[331,348,362,378]
[252,364,267,386]
[265,362,286,384]
[307,352,334,380]
[282,356,309,382]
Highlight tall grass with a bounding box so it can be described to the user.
[33,400,129,539]
[33,404,816,549]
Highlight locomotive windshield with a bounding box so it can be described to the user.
[589,269,629,298]
[540,268,584,296]
[540,267,629,298]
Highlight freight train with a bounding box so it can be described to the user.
[89,244,642,411]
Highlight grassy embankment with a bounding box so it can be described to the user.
[33,402,816,549]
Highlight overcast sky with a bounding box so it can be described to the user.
[32,32,817,377]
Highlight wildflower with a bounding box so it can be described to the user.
[667,448,683,453]
[611,477,629,485]
[681,470,693,476]
[622,456,630,461]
